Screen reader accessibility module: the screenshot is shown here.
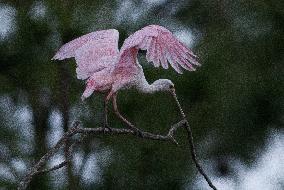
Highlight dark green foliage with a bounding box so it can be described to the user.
[0,0,283,189]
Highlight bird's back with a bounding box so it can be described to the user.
[52,29,120,80]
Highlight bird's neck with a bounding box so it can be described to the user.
[138,79,160,94]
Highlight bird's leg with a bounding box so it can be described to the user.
[112,93,144,137]
[103,91,113,132]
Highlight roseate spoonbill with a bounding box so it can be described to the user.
[52,25,200,135]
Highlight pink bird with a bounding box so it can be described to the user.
[52,25,200,135]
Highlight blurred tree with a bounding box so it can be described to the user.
[0,0,283,189]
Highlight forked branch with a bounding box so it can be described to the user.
[18,95,218,190]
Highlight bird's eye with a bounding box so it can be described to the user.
[169,85,174,89]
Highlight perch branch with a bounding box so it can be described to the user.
[18,93,218,190]
[18,120,185,190]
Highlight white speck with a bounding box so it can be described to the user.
[114,0,158,25]
[191,129,284,190]
[69,103,92,126]
[29,1,47,20]
[0,163,16,182]
[49,154,65,168]
[11,158,27,173]
[72,151,84,175]
[239,130,284,190]
[174,29,195,48]
[143,0,167,5]
[47,109,64,147]
[48,153,67,189]
[81,153,100,184]
[0,4,17,40]
[0,143,11,159]
[115,0,134,24]
[81,149,112,185]
[14,106,34,140]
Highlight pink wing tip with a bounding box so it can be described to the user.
[51,55,57,60]
[51,53,59,60]
[51,53,65,61]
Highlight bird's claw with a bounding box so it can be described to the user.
[103,123,112,133]
[132,128,144,138]
[136,130,144,138]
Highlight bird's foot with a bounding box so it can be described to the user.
[103,123,112,133]
[136,129,144,138]
[129,126,144,138]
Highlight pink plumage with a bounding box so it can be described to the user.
[52,29,119,80]
[52,25,200,133]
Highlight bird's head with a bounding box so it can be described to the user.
[151,79,184,118]
[152,79,175,93]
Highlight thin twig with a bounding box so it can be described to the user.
[35,161,68,175]
[17,122,80,190]
[184,122,217,190]
[172,91,218,190]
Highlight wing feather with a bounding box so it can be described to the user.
[139,36,151,50]
[159,42,169,69]
[52,29,119,80]
[146,38,156,63]
[119,25,199,73]
[171,45,195,71]
[165,46,183,74]
[153,41,161,67]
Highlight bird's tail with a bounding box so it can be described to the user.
[81,85,95,101]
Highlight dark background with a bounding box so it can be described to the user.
[0,0,283,189]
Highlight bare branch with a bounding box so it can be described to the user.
[171,92,218,190]
[35,161,68,175]
[18,120,185,190]
[18,95,218,190]
[17,121,80,190]
[184,122,218,190]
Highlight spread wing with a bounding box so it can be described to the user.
[52,29,119,80]
[119,25,199,74]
